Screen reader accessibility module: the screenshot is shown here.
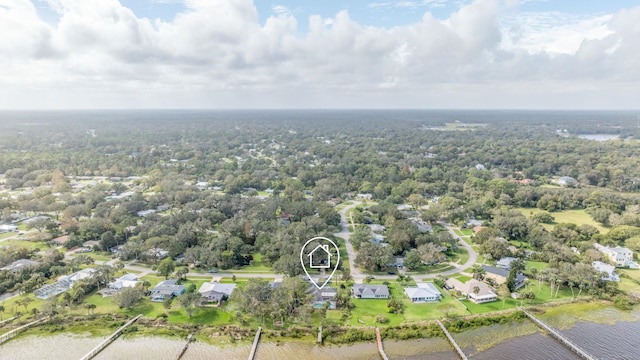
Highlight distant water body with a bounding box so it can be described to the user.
[2,309,639,359]
[577,134,620,141]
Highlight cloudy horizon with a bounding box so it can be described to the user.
[1,0,639,110]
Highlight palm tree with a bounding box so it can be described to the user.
[84,303,96,315]
[471,264,486,281]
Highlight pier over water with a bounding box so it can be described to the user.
[523,310,596,360]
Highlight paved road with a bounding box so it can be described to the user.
[334,202,364,281]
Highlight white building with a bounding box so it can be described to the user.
[445,278,497,304]
[592,261,620,282]
[0,224,18,233]
[594,243,633,267]
[404,283,442,303]
[109,273,140,290]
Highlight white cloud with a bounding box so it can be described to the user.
[0,0,638,109]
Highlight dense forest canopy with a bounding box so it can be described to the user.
[1,110,640,301]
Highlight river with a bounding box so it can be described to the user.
[2,308,639,359]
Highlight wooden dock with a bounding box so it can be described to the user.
[78,314,142,360]
[0,316,17,328]
[375,327,389,360]
[436,320,468,360]
[0,317,47,345]
[175,333,194,360]
[523,310,596,360]
[247,327,262,360]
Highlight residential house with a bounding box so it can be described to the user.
[466,219,485,227]
[147,248,169,260]
[308,245,331,269]
[308,286,337,309]
[445,278,497,304]
[35,268,96,300]
[496,257,518,270]
[368,224,386,233]
[592,261,620,282]
[404,283,442,303]
[149,279,186,302]
[351,284,389,299]
[481,265,526,290]
[0,224,18,233]
[357,193,373,200]
[109,273,139,290]
[52,235,70,246]
[0,259,39,273]
[198,282,237,303]
[594,243,633,267]
[557,176,578,187]
[66,268,97,283]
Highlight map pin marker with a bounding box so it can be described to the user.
[300,236,340,290]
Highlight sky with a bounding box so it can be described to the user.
[1,0,639,110]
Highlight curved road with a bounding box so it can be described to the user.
[333,202,478,282]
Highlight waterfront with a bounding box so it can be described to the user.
[1,307,638,359]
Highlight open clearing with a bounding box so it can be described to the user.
[515,207,608,233]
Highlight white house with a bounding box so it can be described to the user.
[592,261,620,282]
[0,224,18,233]
[445,278,497,304]
[308,245,331,269]
[109,273,140,290]
[404,283,442,303]
[594,243,633,267]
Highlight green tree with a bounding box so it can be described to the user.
[156,258,176,279]
[179,292,204,318]
[404,249,422,270]
[112,287,144,309]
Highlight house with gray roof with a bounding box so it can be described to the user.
[308,285,337,309]
[198,282,237,303]
[593,261,620,282]
[351,284,389,299]
[481,265,526,290]
[150,279,186,302]
[1,259,39,273]
[496,257,518,270]
[404,283,442,303]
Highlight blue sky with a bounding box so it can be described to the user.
[110,0,640,28]
[3,0,640,109]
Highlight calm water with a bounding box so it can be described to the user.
[577,134,620,141]
[2,309,639,359]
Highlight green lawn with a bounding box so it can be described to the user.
[0,232,16,240]
[226,253,272,273]
[347,281,467,327]
[0,239,49,251]
[406,263,455,275]
[514,207,608,233]
[70,251,113,262]
[525,261,549,272]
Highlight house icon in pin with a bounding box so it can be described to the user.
[308,245,331,269]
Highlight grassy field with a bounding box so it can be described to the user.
[525,261,549,272]
[70,251,114,262]
[225,253,272,274]
[346,281,467,327]
[514,207,608,233]
[0,239,49,251]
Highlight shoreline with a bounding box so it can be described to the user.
[10,299,633,347]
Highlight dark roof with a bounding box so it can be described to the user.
[481,265,525,283]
